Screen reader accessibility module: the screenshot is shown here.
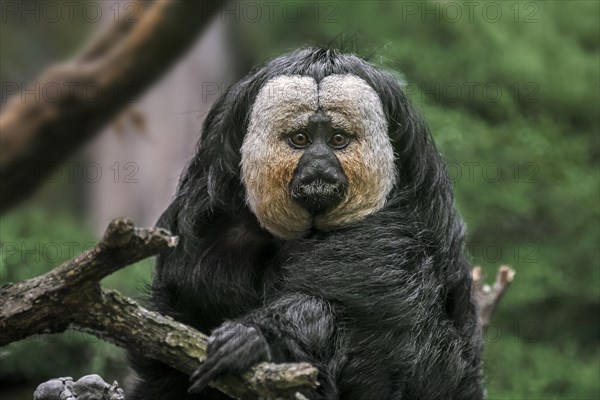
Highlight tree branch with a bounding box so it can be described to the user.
[471,265,516,328]
[0,0,225,213]
[0,218,318,400]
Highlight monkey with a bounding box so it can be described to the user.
[127,48,484,400]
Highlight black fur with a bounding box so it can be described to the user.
[127,48,484,400]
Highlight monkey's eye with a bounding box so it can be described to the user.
[329,132,350,149]
[289,132,310,148]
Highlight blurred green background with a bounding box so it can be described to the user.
[1,1,598,399]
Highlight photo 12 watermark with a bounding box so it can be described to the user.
[1,81,140,105]
[399,1,540,24]
[1,240,97,264]
[0,1,144,24]
[404,81,540,105]
[448,162,540,184]
[0,161,141,185]
[219,1,340,24]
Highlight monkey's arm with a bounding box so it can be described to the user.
[246,294,337,361]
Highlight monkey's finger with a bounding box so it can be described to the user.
[189,327,268,392]
[189,334,247,385]
[207,324,243,354]
[188,358,219,393]
[188,344,249,393]
[189,324,271,393]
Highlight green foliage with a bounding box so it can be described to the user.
[484,336,599,399]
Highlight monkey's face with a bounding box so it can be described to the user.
[241,74,396,239]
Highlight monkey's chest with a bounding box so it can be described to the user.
[188,220,283,330]
[191,257,282,331]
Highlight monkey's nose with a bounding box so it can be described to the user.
[291,179,346,214]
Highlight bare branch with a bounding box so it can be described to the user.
[0,218,318,400]
[0,0,225,213]
[472,265,516,328]
[75,1,146,64]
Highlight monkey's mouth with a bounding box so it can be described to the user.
[290,180,347,215]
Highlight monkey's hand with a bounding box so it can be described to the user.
[188,321,272,393]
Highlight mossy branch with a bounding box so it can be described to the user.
[0,218,318,400]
